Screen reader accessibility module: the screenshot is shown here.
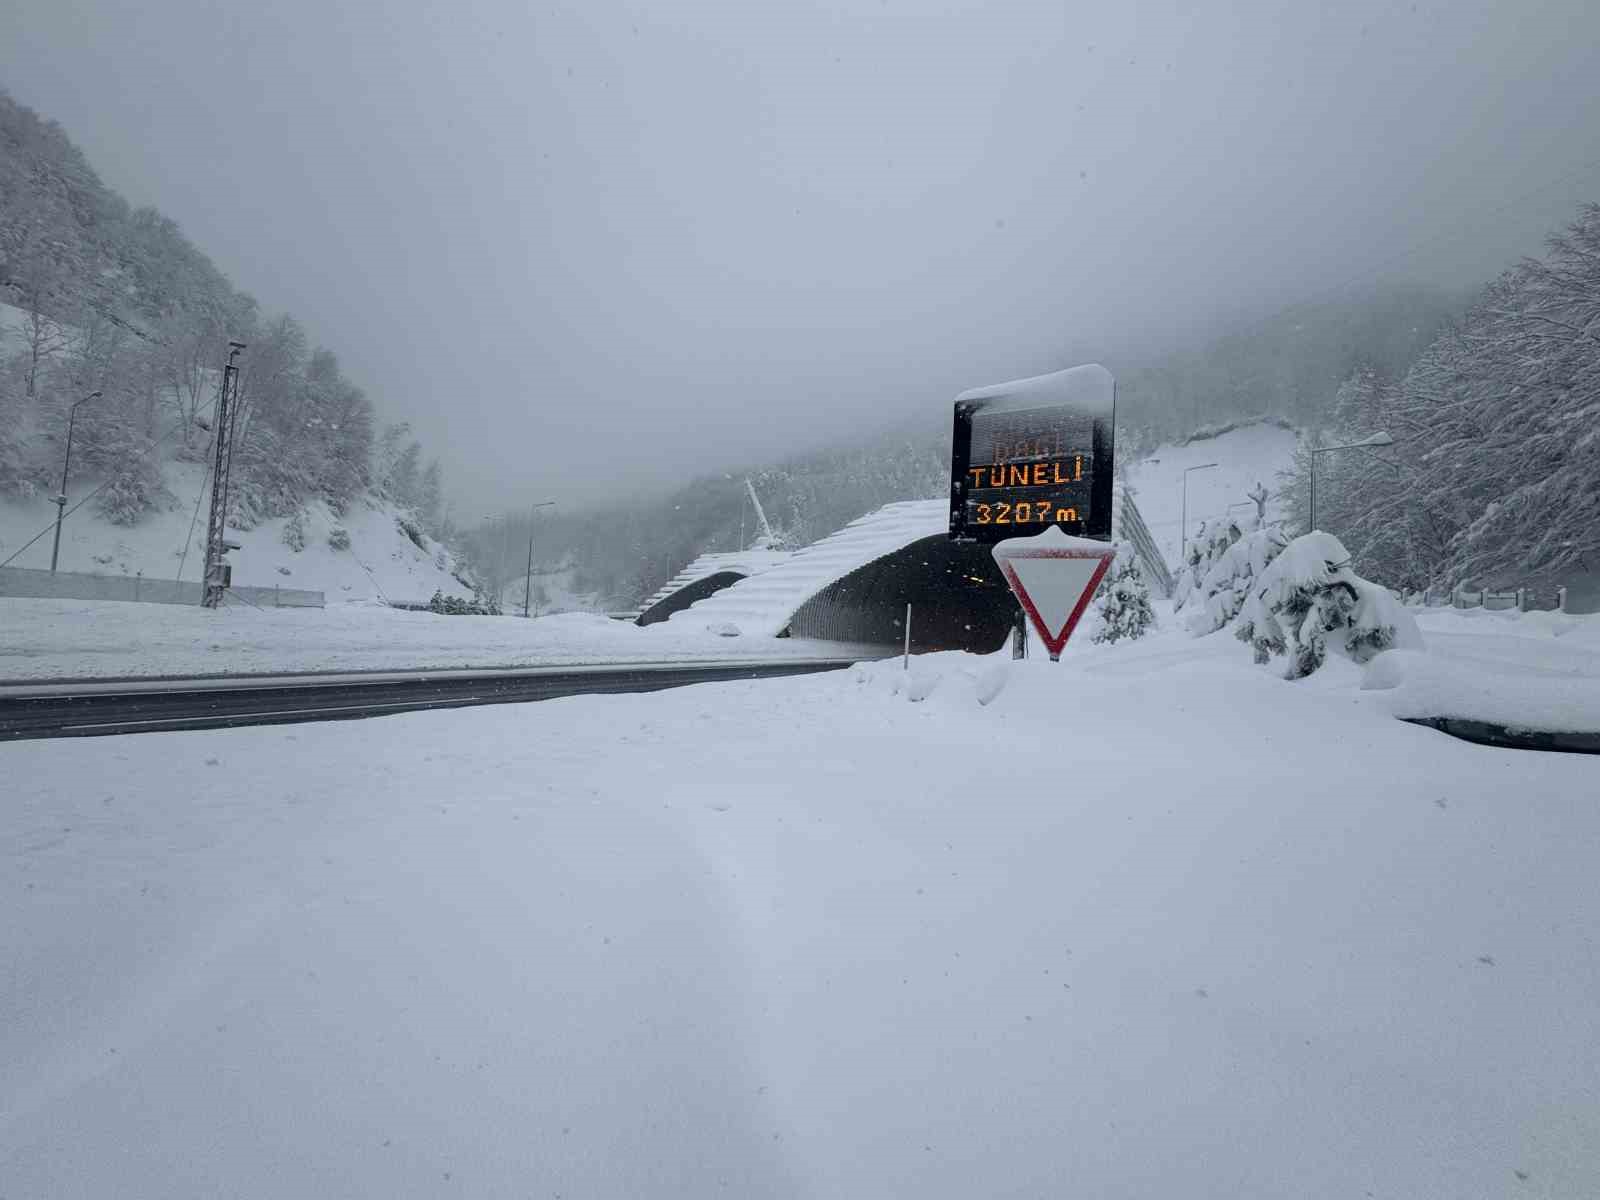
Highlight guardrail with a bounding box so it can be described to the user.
[1414,584,1574,614]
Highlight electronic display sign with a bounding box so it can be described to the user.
[949,364,1115,544]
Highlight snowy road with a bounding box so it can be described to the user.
[0,659,860,741]
[4,624,1598,1198]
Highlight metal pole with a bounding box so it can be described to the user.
[1012,606,1027,659]
[49,391,100,573]
[1309,453,1317,532]
[903,603,912,670]
[523,517,535,619]
[1307,432,1392,536]
[492,515,505,611]
[522,501,556,618]
[1181,463,1218,562]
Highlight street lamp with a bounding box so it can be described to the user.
[1181,462,1219,562]
[1309,431,1393,532]
[522,500,556,618]
[49,390,103,573]
[480,515,508,611]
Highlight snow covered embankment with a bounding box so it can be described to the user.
[0,460,470,605]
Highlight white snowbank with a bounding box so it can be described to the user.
[1367,608,1600,731]
[3,622,1596,1197]
[0,597,878,680]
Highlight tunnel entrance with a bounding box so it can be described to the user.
[636,571,748,626]
[784,535,1019,653]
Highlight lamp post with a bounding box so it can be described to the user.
[480,515,507,611]
[49,390,103,573]
[1309,431,1393,532]
[1181,462,1219,562]
[522,500,556,618]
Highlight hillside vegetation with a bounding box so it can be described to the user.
[0,89,447,547]
[1282,203,1600,590]
[501,281,1463,608]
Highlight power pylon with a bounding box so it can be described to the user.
[201,341,247,609]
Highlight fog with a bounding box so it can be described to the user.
[5,0,1599,510]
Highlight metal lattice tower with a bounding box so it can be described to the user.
[201,342,246,609]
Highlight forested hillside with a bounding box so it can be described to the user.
[1283,203,1600,591]
[0,89,447,542]
[501,281,1464,609]
[512,212,1598,610]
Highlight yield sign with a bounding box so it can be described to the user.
[991,526,1115,661]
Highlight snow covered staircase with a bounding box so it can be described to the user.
[665,500,949,637]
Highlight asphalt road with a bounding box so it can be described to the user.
[0,658,861,741]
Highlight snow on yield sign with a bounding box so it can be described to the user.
[991,526,1115,661]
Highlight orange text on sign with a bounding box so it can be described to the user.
[966,457,1083,489]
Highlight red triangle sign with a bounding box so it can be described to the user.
[991,527,1115,661]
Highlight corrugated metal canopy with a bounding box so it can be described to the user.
[786,535,1017,653]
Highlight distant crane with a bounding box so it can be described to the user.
[745,478,779,550]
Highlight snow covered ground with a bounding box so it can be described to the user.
[0,460,472,605]
[1378,607,1600,732]
[0,599,877,681]
[4,617,1598,1198]
[1121,419,1300,564]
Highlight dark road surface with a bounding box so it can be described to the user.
[0,658,861,741]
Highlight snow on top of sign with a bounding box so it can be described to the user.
[664,500,948,637]
[954,362,1113,413]
[991,526,1116,557]
[631,547,794,616]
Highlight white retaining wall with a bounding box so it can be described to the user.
[0,567,324,608]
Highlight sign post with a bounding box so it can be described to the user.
[948,363,1116,661]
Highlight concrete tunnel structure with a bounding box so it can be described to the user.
[653,500,1021,654]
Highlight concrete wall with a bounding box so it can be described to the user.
[0,567,323,608]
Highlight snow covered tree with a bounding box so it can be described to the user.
[1235,532,1421,679]
[1276,202,1600,592]
[1183,521,1290,636]
[282,508,308,552]
[1092,551,1156,644]
[418,459,443,530]
[1173,517,1243,611]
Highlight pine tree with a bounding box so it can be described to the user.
[1092,553,1156,644]
[1235,532,1420,679]
[1183,522,1290,636]
[1173,517,1243,611]
[282,508,308,552]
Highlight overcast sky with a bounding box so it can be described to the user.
[5,0,1600,512]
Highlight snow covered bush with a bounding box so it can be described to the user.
[396,514,427,553]
[427,589,497,616]
[1183,523,1290,636]
[1235,532,1422,679]
[1092,553,1156,644]
[327,526,351,551]
[94,458,170,526]
[282,508,308,552]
